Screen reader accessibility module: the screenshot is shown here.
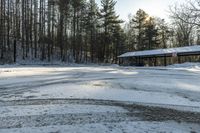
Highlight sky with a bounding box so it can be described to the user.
[96,0,183,22]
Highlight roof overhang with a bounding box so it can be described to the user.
[118,45,200,58]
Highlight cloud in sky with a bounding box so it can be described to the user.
[96,0,183,22]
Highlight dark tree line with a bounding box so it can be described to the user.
[0,0,200,64]
[0,0,125,64]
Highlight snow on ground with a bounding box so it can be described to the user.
[168,62,200,72]
[1,64,200,108]
[0,104,127,117]
[0,121,199,133]
[1,63,200,132]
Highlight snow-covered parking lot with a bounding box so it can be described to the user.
[0,64,200,133]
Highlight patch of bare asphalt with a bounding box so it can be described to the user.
[0,99,200,129]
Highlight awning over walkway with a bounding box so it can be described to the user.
[119,45,200,58]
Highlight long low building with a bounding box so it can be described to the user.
[118,45,200,66]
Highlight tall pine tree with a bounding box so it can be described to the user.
[99,0,122,62]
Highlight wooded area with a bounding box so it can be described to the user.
[0,0,200,64]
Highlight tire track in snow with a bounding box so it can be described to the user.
[0,112,137,129]
[0,99,200,129]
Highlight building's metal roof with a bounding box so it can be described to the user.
[119,45,200,58]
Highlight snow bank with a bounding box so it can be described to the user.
[168,62,200,72]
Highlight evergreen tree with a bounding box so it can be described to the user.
[131,9,149,51]
[144,17,159,50]
[156,18,170,48]
[85,0,99,62]
[99,0,123,62]
[112,23,125,63]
